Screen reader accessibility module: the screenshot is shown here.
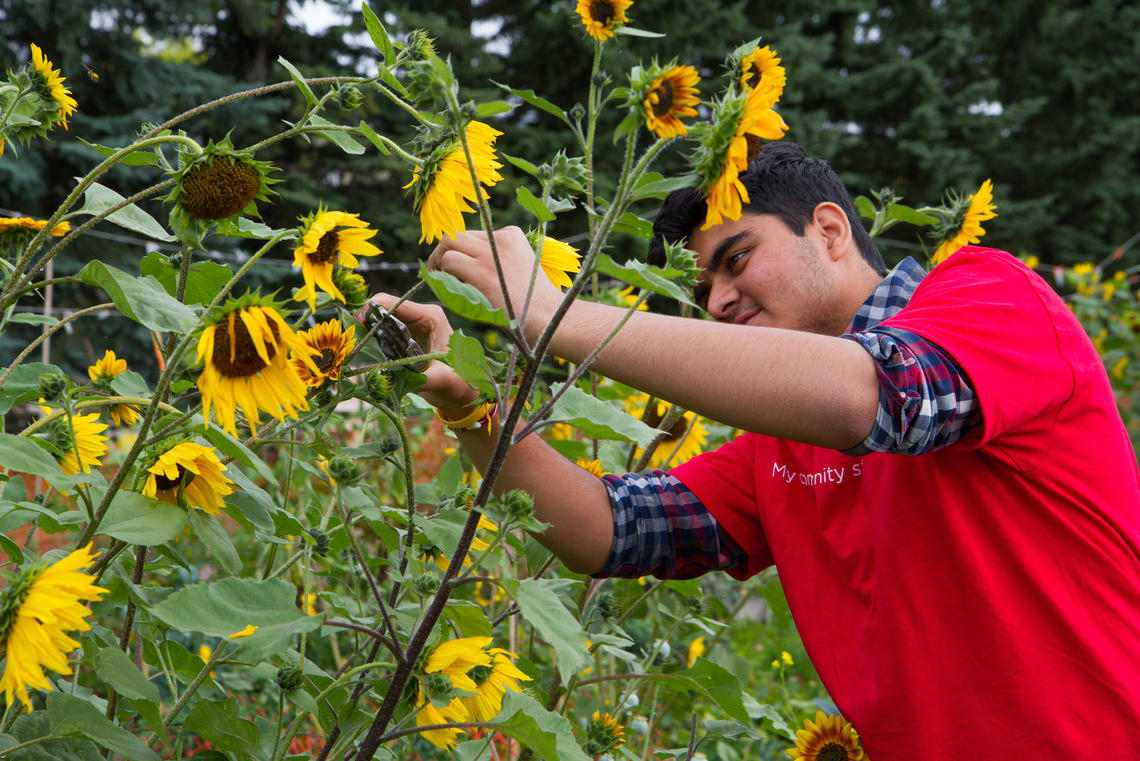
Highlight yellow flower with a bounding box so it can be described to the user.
[424,636,493,693]
[462,647,532,721]
[303,592,318,616]
[549,422,575,440]
[782,650,795,666]
[575,458,611,477]
[1022,254,1040,270]
[1111,356,1129,379]
[686,636,705,668]
[702,85,789,230]
[228,624,258,639]
[429,516,498,572]
[626,393,708,468]
[30,44,77,128]
[0,217,70,237]
[86,350,139,426]
[142,441,235,515]
[584,710,625,755]
[0,544,108,710]
[786,711,865,761]
[290,319,356,387]
[575,0,633,41]
[541,237,583,290]
[930,179,998,266]
[619,285,649,311]
[39,403,108,476]
[414,688,469,750]
[292,210,381,310]
[197,644,217,679]
[739,45,787,99]
[475,578,505,606]
[643,65,701,140]
[408,121,504,244]
[1072,262,1095,276]
[195,301,319,437]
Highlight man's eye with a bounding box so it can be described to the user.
[727,251,747,271]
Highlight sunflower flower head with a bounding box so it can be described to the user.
[690,84,789,230]
[292,209,381,310]
[166,136,277,234]
[140,440,235,515]
[333,268,370,312]
[730,41,787,99]
[462,646,532,721]
[626,393,708,468]
[584,710,626,756]
[291,318,356,388]
[928,178,997,266]
[575,458,611,477]
[0,217,70,242]
[575,0,633,42]
[195,293,320,437]
[630,61,701,140]
[531,234,583,290]
[413,635,497,750]
[38,402,108,477]
[786,711,865,761]
[0,544,108,710]
[405,121,504,244]
[28,44,77,129]
[86,350,139,426]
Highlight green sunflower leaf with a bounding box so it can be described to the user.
[593,254,695,306]
[476,100,513,117]
[502,578,589,672]
[615,26,666,38]
[546,382,661,447]
[491,81,570,126]
[854,195,876,220]
[5,312,58,326]
[631,173,697,201]
[419,264,509,327]
[77,261,199,333]
[516,186,555,222]
[309,115,366,155]
[613,110,641,144]
[885,203,939,227]
[98,490,186,545]
[93,647,164,737]
[182,698,259,754]
[356,121,392,155]
[47,693,160,761]
[0,433,90,493]
[0,362,65,414]
[277,56,317,107]
[447,330,498,397]
[361,2,396,66]
[149,577,308,639]
[188,510,241,574]
[77,138,163,167]
[76,182,175,242]
[495,692,593,761]
[140,251,233,307]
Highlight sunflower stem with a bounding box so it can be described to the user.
[583,41,603,239]
[164,642,228,725]
[0,85,34,136]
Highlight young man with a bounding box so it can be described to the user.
[368,142,1140,760]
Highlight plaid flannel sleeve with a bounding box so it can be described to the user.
[842,325,981,455]
[594,470,747,579]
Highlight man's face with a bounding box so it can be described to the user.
[688,211,847,336]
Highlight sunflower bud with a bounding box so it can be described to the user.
[377,435,401,456]
[168,251,184,269]
[333,269,369,312]
[423,672,453,699]
[500,489,534,522]
[414,572,440,596]
[596,589,619,620]
[452,486,477,510]
[326,455,362,485]
[337,84,364,111]
[404,29,436,62]
[178,155,262,220]
[664,240,700,288]
[365,369,393,400]
[311,385,336,408]
[37,373,67,401]
[275,665,304,691]
[570,103,586,121]
[306,528,330,557]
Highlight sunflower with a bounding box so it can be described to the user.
[786,711,865,761]
[474,577,505,606]
[195,298,320,437]
[738,45,787,99]
[575,458,611,477]
[575,0,633,41]
[428,516,498,572]
[414,687,469,750]
[929,179,997,266]
[292,210,381,310]
[584,710,625,756]
[626,393,708,469]
[0,544,108,710]
[643,65,701,140]
[29,44,77,128]
[618,285,649,311]
[540,237,583,289]
[0,217,70,238]
[699,85,789,230]
[142,441,235,515]
[291,319,356,387]
[686,636,705,668]
[38,403,108,476]
[462,647,531,721]
[165,137,277,233]
[86,350,139,426]
[407,121,504,244]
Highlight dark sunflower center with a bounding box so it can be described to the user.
[745,133,764,162]
[311,230,341,264]
[468,664,493,686]
[643,403,687,442]
[316,347,339,372]
[154,464,189,491]
[590,0,615,23]
[744,64,764,90]
[818,743,851,761]
[179,158,261,220]
[651,80,675,117]
[211,311,278,378]
[476,581,496,604]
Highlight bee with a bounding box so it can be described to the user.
[81,61,99,83]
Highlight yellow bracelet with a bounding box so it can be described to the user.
[436,401,496,432]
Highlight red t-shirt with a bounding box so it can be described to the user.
[672,248,1140,760]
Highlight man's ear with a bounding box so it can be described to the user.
[812,202,852,262]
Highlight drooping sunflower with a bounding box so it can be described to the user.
[738,45,787,99]
[462,647,532,721]
[626,393,708,469]
[292,210,382,310]
[696,85,789,230]
[425,636,493,689]
[142,441,235,515]
[584,710,626,756]
[290,319,357,387]
[407,121,504,244]
[165,136,277,231]
[29,44,77,128]
[786,711,865,761]
[643,65,701,140]
[929,178,997,266]
[38,403,108,477]
[540,237,583,290]
[414,686,469,751]
[0,544,108,710]
[86,350,139,426]
[575,0,633,41]
[195,296,320,437]
[0,217,70,238]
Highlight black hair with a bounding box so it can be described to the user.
[648,141,887,275]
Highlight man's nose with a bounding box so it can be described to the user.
[707,280,737,322]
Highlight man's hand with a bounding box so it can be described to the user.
[426,227,563,343]
[361,294,478,414]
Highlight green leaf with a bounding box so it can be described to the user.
[615,25,666,38]
[188,510,241,574]
[0,433,88,493]
[47,693,160,761]
[98,490,186,545]
[356,121,391,155]
[442,599,493,638]
[854,195,875,220]
[632,174,697,201]
[203,423,277,483]
[420,264,509,327]
[516,186,555,222]
[547,383,660,447]
[229,614,324,662]
[613,111,641,144]
[495,692,592,761]
[183,698,259,754]
[447,331,498,397]
[77,261,199,333]
[277,56,316,107]
[0,363,63,414]
[502,578,589,674]
[7,713,102,761]
[476,100,513,117]
[502,153,541,179]
[0,532,24,563]
[612,211,654,238]
[361,2,396,66]
[743,694,795,740]
[76,182,174,242]
[140,251,233,307]
[492,81,570,126]
[150,577,306,637]
[77,138,162,167]
[309,115,366,155]
[594,254,694,306]
[233,217,295,241]
[109,369,151,398]
[6,313,58,326]
[94,647,164,736]
[671,659,750,722]
[886,203,939,226]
